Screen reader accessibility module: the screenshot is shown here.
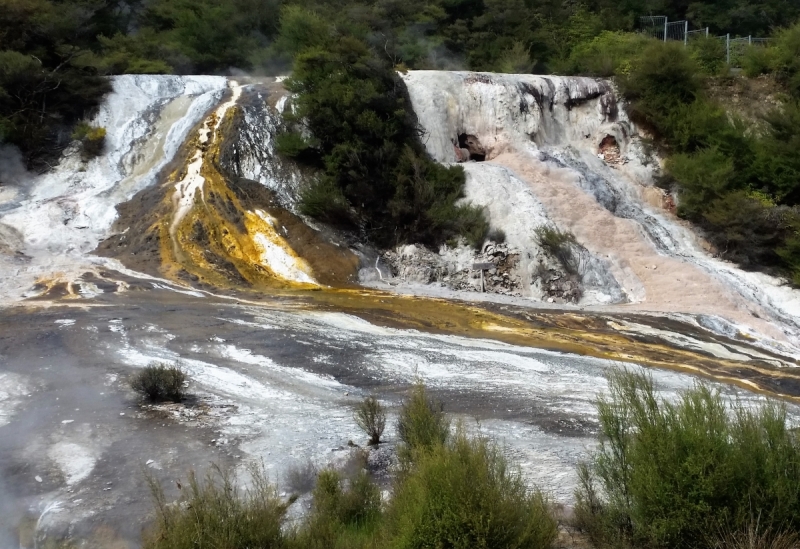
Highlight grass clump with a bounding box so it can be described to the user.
[143,465,288,549]
[385,427,558,549]
[574,368,800,549]
[130,362,187,402]
[354,396,386,446]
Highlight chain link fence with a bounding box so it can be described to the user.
[639,16,769,67]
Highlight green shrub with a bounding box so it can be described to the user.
[618,41,703,138]
[742,45,776,77]
[289,468,382,549]
[770,22,800,97]
[143,465,288,549]
[752,101,800,204]
[396,383,450,458]
[354,396,387,446]
[498,41,533,74]
[574,368,800,549]
[130,362,187,402]
[299,178,354,226]
[275,131,311,158]
[535,226,579,275]
[564,31,650,77]
[702,192,791,269]
[385,428,558,549]
[71,122,106,160]
[688,36,728,76]
[667,147,735,219]
[390,146,489,248]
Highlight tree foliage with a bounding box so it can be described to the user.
[282,10,487,248]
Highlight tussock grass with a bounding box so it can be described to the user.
[286,460,318,495]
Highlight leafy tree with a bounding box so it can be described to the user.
[283,11,487,248]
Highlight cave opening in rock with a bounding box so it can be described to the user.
[458,133,486,162]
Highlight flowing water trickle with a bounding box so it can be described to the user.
[1,72,799,546]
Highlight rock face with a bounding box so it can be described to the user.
[398,71,633,304]
[401,71,622,163]
[400,70,800,342]
[0,75,228,300]
[218,79,305,212]
[381,241,524,296]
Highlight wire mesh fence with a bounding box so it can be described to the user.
[639,16,769,67]
[686,28,710,41]
[640,16,667,40]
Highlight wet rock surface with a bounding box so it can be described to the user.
[1,288,795,546]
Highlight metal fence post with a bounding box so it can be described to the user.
[726,33,730,64]
[706,27,709,37]
[664,17,668,42]
[684,20,688,45]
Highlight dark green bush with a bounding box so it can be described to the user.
[741,45,776,77]
[701,192,793,269]
[770,22,800,97]
[354,396,387,446]
[130,362,187,402]
[618,41,704,139]
[751,101,800,204]
[385,428,558,549]
[396,383,450,458]
[298,178,355,227]
[688,36,728,76]
[143,465,288,549]
[283,10,488,249]
[667,148,735,219]
[275,131,312,158]
[574,368,800,549]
